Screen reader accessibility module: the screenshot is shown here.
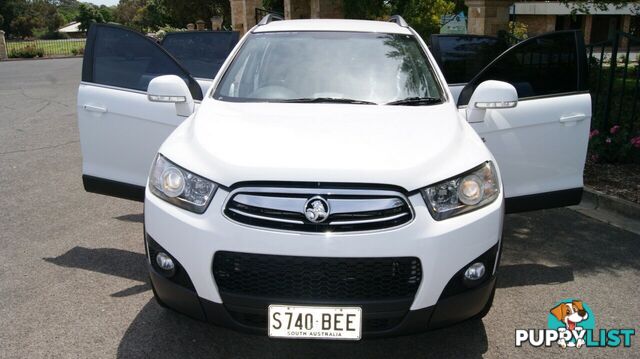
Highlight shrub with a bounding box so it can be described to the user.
[9,45,45,58]
[38,31,70,40]
[589,125,640,163]
[508,21,528,40]
[71,47,84,56]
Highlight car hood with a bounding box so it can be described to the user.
[160,100,491,191]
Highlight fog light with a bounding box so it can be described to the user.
[464,262,485,281]
[156,252,175,272]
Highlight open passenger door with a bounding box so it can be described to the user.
[78,25,239,202]
[457,30,591,213]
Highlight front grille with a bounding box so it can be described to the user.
[223,187,414,232]
[213,252,422,301]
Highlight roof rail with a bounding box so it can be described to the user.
[257,13,284,26]
[388,15,408,28]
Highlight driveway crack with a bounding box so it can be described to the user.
[0,140,79,156]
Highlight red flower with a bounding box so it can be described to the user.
[589,129,599,139]
[631,136,640,148]
[605,137,612,144]
[590,154,599,162]
[610,125,621,134]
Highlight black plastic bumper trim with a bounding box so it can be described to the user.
[149,266,205,321]
[505,187,583,214]
[429,276,496,329]
[83,175,145,202]
[148,270,497,338]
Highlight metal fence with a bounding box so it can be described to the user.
[587,32,640,133]
[6,38,86,58]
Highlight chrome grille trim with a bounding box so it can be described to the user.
[227,208,304,224]
[223,186,414,233]
[232,194,306,213]
[329,212,410,225]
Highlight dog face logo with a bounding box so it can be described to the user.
[304,196,329,223]
[550,300,589,331]
[549,299,593,348]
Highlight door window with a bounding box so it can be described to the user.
[161,31,239,79]
[82,24,202,100]
[430,35,508,85]
[457,31,588,106]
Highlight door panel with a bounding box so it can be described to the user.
[78,24,205,201]
[468,94,590,201]
[458,31,591,213]
[78,84,187,187]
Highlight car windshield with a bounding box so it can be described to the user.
[213,31,443,105]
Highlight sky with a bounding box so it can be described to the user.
[87,0,119,6]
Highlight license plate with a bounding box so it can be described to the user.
[268,305,362,340]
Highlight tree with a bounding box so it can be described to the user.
[76,3,105,32]
[134,0,171,30]
[343,0,456,38]
[262,0,284,12]
[54,0,82,23]
[559,0,640,15]
[389,0,455,37]
[4,0,64,38]
[158,0,230,29]
[114,0,148,29]
[343,0,387,19]
[98,5,115,23]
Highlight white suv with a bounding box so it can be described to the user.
[77,16,590,340]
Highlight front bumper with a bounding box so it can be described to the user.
[144,185,503,337]
[149,262,497,337]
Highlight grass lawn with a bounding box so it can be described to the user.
[7,38,86,57]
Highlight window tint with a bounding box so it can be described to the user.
[86,25,202,99]
[458,31,585,106]
[161,31,239,79]
[430,35,507,85]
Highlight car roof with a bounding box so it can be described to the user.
[252,19,413,35]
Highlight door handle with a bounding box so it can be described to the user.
[83,105,107,113]
[559,114,586,123]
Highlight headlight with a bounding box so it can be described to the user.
[149,154,218,214]
[420,162,500,220]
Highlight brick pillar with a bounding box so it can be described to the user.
[582,15,592,45]
[243,0,260,32]
[620,15,631,48]
[465,0,511,36]
[0,31,7,60]
[285,0,310,19]
[310,0,344,18]
[230,0,245,34]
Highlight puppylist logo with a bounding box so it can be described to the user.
[515,299,635,349]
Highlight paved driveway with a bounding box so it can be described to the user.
[0,58,638,358]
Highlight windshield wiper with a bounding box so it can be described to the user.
[385,97,442,106]
[281,97,377,105]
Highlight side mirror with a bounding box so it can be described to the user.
[147,75,194,117]
[466,80,518,123]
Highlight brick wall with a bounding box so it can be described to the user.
[518,15,556,37]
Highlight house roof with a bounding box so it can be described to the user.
[58,22,82,33]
